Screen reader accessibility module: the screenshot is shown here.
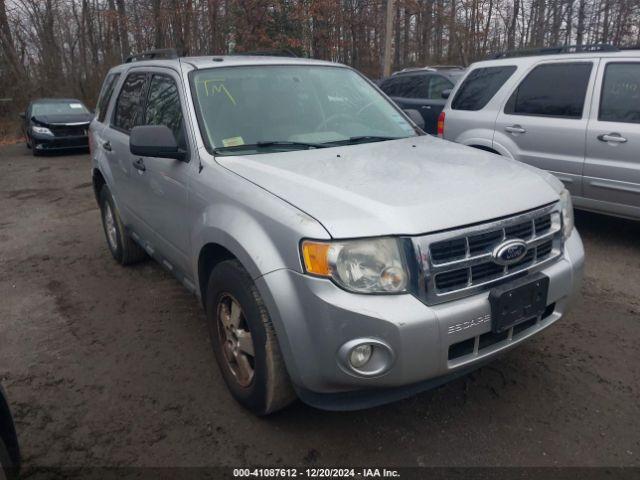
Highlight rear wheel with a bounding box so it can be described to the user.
[206,260,296,415]
[98,186,147,265]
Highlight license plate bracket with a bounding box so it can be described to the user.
[489,273,549,334]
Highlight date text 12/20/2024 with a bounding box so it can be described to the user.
[233,468,401,478]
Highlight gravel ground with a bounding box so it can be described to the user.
[0,143,639,474]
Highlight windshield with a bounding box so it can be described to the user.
[32,101,89,116]
[191,65,417,154]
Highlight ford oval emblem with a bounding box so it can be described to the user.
[493,239,528,266]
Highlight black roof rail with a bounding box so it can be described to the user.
[234,49,298,58]
[428,65,466,70]
[125,48,182,63]
[490,44,618,59]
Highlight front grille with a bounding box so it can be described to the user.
[50,124,88,137]
[415,204,564,305]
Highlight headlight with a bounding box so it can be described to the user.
[32,125,53,136]
[559,189,574,239]
[301,238,409,294]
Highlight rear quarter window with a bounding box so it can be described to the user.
[452,66,517,111]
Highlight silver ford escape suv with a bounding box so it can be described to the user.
[90,49,584,414]
[440,44,640,221]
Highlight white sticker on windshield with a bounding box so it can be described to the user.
[69,103,83,109]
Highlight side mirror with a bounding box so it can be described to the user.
[403,109,425,130]
[441,89,452,99]
[19,112,26,120]
[130,125,186,161]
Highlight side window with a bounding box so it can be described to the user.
[428,76,453,100]
[599,63,640,124]
[95,72,121,123]
[145,75,185,147]
[452,66,517,111]
[399,76,429,98]
[505,63,593,118]
[112,72,147,133]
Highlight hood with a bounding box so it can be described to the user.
[32,113,93,126]
[217,136,561,238]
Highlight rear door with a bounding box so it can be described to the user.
[494,60,597,196]
[91,71,121,184]
[583,60,640,218]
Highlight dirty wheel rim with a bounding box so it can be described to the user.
[216,293,255,387]
[103,203,118,250]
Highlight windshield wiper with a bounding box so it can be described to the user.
[325,135,403,146]
[214,140,329,154]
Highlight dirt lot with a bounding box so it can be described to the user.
[0,143,639,473]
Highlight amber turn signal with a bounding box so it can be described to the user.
[301,241,331,276]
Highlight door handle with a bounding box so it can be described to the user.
[421,105,432,109]
[102,141,112,151]
[505,125,526,134]
[597,133,627,144]
[132,158,146,172]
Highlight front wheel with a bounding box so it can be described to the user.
[206,260,296,415]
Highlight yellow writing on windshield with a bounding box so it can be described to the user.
[200,79,237,105]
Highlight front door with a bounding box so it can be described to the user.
[493,60,597,197]
[107,70,149,225]
[583,59,640,218]
[130,71,193,275]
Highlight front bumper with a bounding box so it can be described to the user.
[256,230,584,410]
[31,133,88,151]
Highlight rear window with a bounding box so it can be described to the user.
[96,73,121,123]
[452,66,516,111]
[505,62,592,118]
[599,63,640,124]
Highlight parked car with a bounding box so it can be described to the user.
[90,49,584,414]
[20,98,92,155]
[440,44,640,221]
[0,387,20,480]
[379,66,465,134]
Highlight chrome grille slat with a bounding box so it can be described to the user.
[413,204,564,305]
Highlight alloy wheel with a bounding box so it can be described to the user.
[103,203,118,251]
[216,293,255,387]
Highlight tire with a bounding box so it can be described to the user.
[98,186,147,265]
[0,437,17,480]
[206,260,296,415]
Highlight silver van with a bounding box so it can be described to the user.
[440,45,640,221]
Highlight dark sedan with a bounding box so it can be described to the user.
[20,98,93,155]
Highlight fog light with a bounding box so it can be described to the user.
[339,338,394,377]
[349,344,373,368]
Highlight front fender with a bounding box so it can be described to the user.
[189,170,330,291]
